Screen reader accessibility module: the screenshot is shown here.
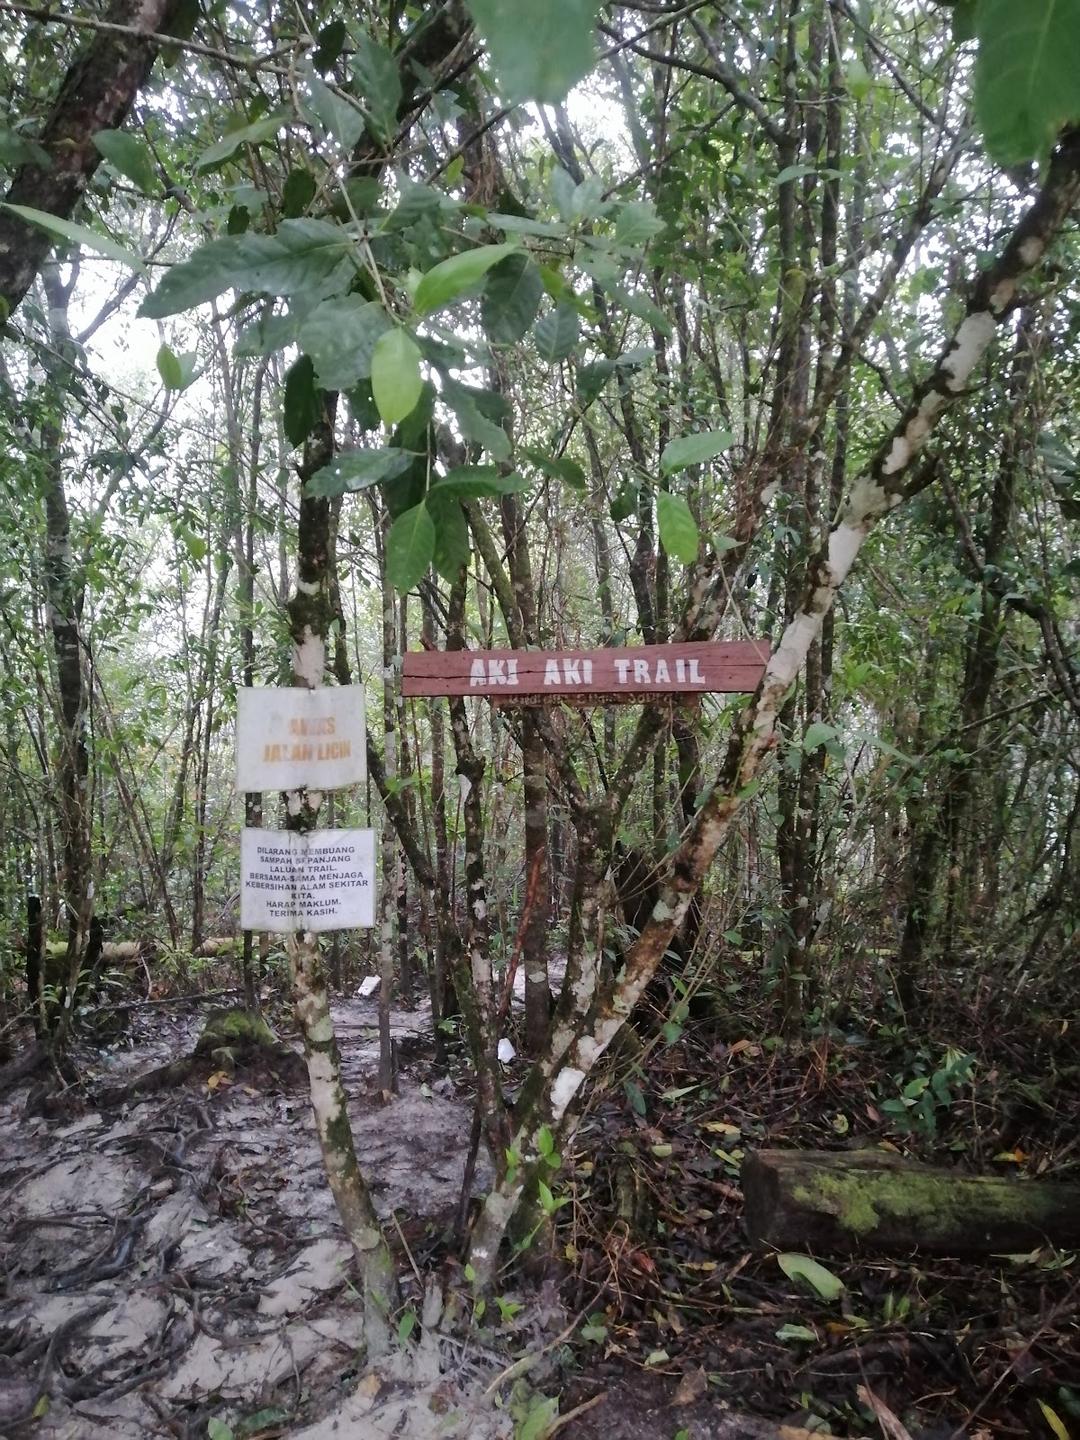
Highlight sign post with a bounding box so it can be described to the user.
[235,685,375,935]
[402,641,767,703]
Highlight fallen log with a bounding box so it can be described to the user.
[195,936,240,957]
[741,1148,1080,1255]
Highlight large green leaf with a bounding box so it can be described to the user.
[0,203,143,270]
[195,110,288,170]
[139,219,351,318]
[442,379,511,461]
[615,199,666,247]
[466,0,602,103]
[430,465,529,498]
[425,490,471,581]
[155,343,197,390]
[660,428,734,474]
[234,311,299,358]
[975,0,1080,164]
[523,448,586,491]
[371,328,423,426]
[0,127,51,169]
[284,355,322,448]
[351,36,402,144]
[386,502,436,592]
[413,243,517,315]
[305,73,366,151]
[656,491,699,565]
[777,1253,845,1302]
[481,252,544,343]
[299,296,390,388]
[92,130,156,192]
[532,303,579,362]
[305,447,413,497]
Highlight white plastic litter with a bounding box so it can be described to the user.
[357,975,379,997]
[497,1037,516,1063]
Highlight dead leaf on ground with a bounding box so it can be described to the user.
[672,1365,708,1405]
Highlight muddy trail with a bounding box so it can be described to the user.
[2,981,1078,1440]
[0,995,519,1439]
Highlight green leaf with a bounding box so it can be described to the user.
[606,281,672,336]
[155,343,197,390]
[139,219,351,318]
[615,199,665,247]
[657,492,700,565]
[351,36,403,144]
[951,0,978,44]
[425,489,470,581]
[0,126,51,170]
[776,1323,818,1343]
[481,252,544,342]
[306,72,366,151]
[532,303,579,362]
[371,328,423,426]
[313,18,347,71]
[466,0,602,102]
[1038,1400,1071,1440]
[844,55,872,100]
[522,448,586,490]
[299,297,390,389]
[486,212,569,239]
[397,1308,417,1344]
[207,1420,233,1440]
[974,0,1080,165]
[777,1253,845,1302]
[235,311,299,358]
[610,480,638,524]
[516,1395,560,1440]
[802,721,839,752]
[282,167,317,218]
[195,110,287,170]
[386,502,435,592]
[305,448,413,497]
[660,428,734,474]
[576,359,617,407]
[413,242,517,315]
[442,378,511,461]
[284,355,322,448]
[431,465,529,498]
[92,129,156,192]
[0,202,143,270]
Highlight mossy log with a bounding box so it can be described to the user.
[96,1006,304,1107]
[742,1148,1080,1255]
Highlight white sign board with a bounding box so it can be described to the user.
[236,686,366,793]
[240,827,376,932]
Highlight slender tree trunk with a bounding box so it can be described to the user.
[285,403,400,1354]
[39,264,92,1043]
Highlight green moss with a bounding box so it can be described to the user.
[197,1006,276,1052]
[792,1162,1070,1241]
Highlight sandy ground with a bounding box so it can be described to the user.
[0,994,527,1439]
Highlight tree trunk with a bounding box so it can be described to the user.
[285,403,400,1355]
[0,0,186,318]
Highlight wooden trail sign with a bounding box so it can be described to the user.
[402,640,768,703]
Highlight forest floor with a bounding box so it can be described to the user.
[1,965,1078,1440]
